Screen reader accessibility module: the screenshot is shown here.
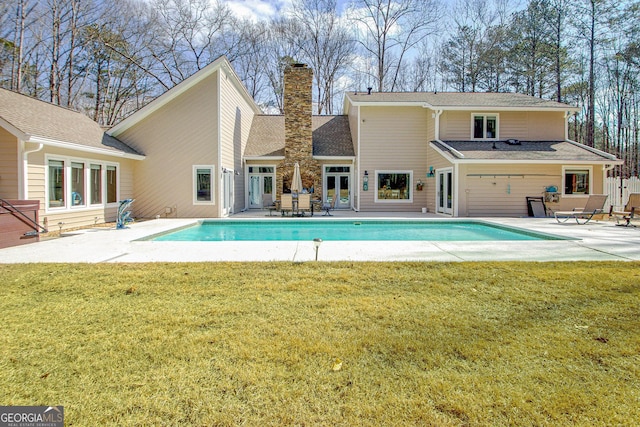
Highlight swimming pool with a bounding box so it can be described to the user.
[148,220,567,242]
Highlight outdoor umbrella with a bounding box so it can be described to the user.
[291,162,303,193]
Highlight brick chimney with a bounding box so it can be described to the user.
[278,63,321,197]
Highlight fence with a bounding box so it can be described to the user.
[605,176,640,208]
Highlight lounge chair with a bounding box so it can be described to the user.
[322,195,337,216]
[609,193,640,227]
[554,194,608,224]
[297,193,311,216]
[262,193,277,216]
[280,194,294,216]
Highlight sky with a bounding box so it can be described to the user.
[224,0,350,21]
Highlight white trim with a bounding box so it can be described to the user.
[471,113,499,140]
[433,140,464,158]
[374,170,414,203]
[108,56,260,137]
[28,135,145,160]
[562,165,593,197]
[193,165,215,205]
[566,139,619,161]
[44,154,120,213]
[216,71,223,214]
[0,117,29,141]
[357,105,361,211]
[314,155,356,161]
[244,156,285,161]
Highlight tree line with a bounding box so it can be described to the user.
[0,0,638,177]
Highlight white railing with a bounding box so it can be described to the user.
[605,176,640,208]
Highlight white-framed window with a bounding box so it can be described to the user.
[45,155,119,211]
[375,170,413,202]
[471,113,499,140]
[193,165,214,205]
[563,166,592,196]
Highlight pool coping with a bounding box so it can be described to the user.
[1,212,639,263]
[140,218,576,242]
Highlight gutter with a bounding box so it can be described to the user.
[28,135,145,160]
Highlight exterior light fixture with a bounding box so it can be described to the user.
[363,171,369,191]
[313,238,323,261]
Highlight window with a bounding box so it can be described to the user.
[375,171,412,202]
[71,162,85,206]
[90,164,102,205]
[194,166,214,204]
[106,165,117,203]
[564,168,591,195]
[46,157,119,211]
[48,160,65,208]
[472,114,498,139]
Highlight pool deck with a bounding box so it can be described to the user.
[1,210,639,263]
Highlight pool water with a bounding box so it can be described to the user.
[150,220,565,242]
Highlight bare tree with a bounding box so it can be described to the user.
[286,0,355,114]
[347,0,442,92]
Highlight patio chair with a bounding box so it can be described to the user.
[554,194,608,224]
[526,196,548,217]
[297,193,312,216]
[609,193,640,227]
[322,195,337,216]
[280,194,294,216]
[262,193,277,216]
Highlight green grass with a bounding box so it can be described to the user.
[1,262,639,426]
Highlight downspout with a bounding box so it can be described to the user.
[356,105,361,212]
[217,70,223,217]
[564,111,572,141]
[19,141,43,199]
[433,109,443,140]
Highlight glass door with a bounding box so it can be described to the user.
[324,166,350,209]
[248,166,275,209]
[437,168,453,215]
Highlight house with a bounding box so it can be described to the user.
[0,55,622,242]
[0,87,144,238]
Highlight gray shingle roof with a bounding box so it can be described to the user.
[0,88,142,156]
[346,91,575,109]
[245,115,354,157]
[432,140,616,162]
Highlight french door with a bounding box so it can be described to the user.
[325,166,350,209]
[248,166,275,208]
[437,168,453,215]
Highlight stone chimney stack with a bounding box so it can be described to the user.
[278,63,321,197]
[284,63,313,161]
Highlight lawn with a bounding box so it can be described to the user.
[0,262,638,426]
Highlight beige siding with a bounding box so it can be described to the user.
[0,127,18,198]
[219,68,257,213]
[457,163,606,217]
[358,106,430,212]
[440,110,566,141]
[118,74,220,219]
[25,146,136,229]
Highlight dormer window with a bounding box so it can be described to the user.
[472,114,498,140]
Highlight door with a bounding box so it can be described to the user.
[437,168,453,215]
[325,166,350,209]
[248,166,275,209]
[222,170,233,216]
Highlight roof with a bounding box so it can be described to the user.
[0,88,143,159]
[244,115,354,158]
[431,140,620,163]
[108,56,261,137]
[345,91,578,111]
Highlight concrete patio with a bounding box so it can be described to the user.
[1,210,639,263]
